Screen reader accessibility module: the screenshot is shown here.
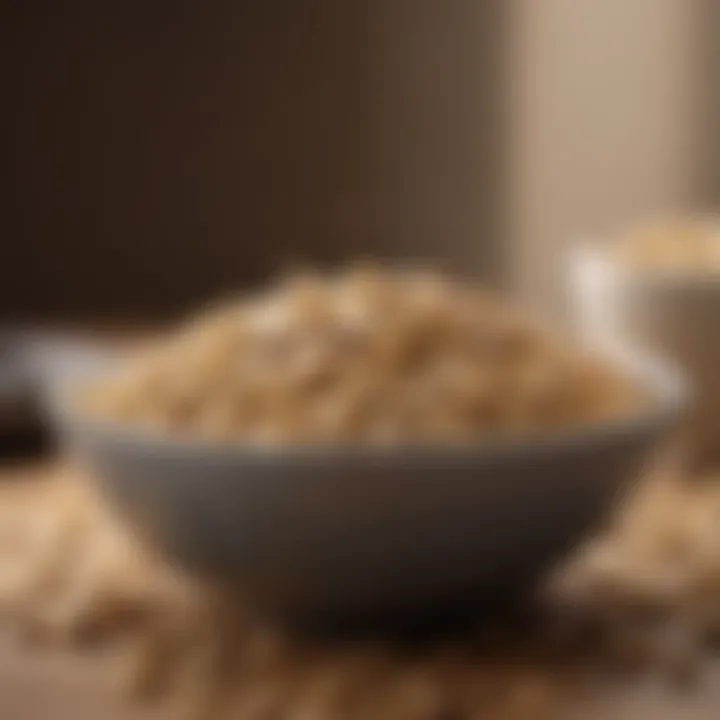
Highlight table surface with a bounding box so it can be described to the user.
[0,641,718,720]
[0,461,719,720]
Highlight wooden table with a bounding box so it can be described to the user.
[0,641,717,720]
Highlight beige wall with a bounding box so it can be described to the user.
[507,0,706,319]
[0,1,712,321]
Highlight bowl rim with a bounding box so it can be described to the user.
[44,341,688,464]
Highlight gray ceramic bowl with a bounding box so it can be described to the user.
[38,340,686,625]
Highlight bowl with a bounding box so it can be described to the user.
[39,340,685,627]
[569,243,718,461]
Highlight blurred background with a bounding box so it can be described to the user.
[0,0,716,323]
[2,6,720,718]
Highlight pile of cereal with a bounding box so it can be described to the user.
[614,215,720,273]
[79,267,644,444]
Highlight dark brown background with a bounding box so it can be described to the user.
[0,1,506,323]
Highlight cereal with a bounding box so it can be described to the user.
[79,268,644,445]
[614,215,720,273]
